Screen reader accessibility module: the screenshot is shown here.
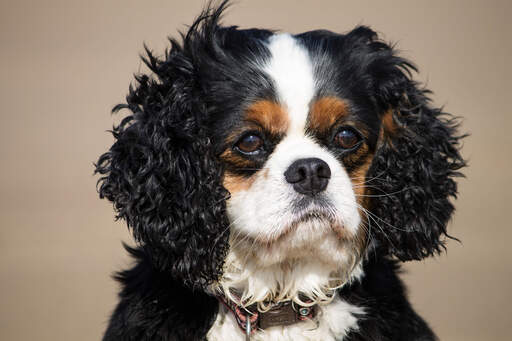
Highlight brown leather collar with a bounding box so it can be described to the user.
[217,293,317,336]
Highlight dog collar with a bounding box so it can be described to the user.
[217,292,317,340]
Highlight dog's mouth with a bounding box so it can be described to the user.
[292,197,342,229]
[291,209,334,226]
[292,195,331,213]
[253,204,342,244]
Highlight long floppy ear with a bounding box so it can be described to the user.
[355,27,466,261]
[95,4,230,288]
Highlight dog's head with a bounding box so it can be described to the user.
[96,2,464,294]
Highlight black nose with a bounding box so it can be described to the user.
[284,158,331,195]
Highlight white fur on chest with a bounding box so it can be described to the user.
[206,295,363,341]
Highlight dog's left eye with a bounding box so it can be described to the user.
[235,133,264,154]
[333,127,361,150]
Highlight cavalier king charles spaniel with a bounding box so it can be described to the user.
[96,2,464,340]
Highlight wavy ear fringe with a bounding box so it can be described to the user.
[348,26,466,260]
[368,85,466,261]
[95,1,231,288]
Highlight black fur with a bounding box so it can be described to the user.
[95,3,234,289]
[368,88,465,261]
[341,256,438,341]
[95,1,464,340]
[102,245,218,340]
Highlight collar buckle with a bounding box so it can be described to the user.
[217,293,317,336]
[245,316,251,341]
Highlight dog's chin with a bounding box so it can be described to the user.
[231,210,356,266]
[214,213,365,309]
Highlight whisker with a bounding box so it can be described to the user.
[353,187,413,198]
[357,204,398,249]
[357,204,408,232]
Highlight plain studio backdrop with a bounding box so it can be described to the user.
[1,0,510,340]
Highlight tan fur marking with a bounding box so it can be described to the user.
[223,172,255,195]
[309,97,349,132]
[381,109,398,137]
[245,100,289,135]
[220,148,254,169]
[350,155,374,252]
[343,143,369,167]
[350,155,374,202]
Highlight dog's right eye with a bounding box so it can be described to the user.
[235,133,264,155]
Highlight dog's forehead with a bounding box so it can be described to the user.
[262,33,315,134]
[208,29,380,144]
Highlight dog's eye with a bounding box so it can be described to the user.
[333,127,361,149]
[235,133,264,154]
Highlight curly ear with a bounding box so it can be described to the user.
[95,5,230,288]
[358,28,466,261]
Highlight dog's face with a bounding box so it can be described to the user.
[96,4,464,291]
[218,33,375,274]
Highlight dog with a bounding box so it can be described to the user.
[95,2,465,340]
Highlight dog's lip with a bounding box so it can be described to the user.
[290,207,348,237]
[255,208,338,243]
[293,200,336,222]
[292,196,331,214]
[293,209,332,223]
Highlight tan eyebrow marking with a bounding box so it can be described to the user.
[308,96,350,132]
[245,100,289,135]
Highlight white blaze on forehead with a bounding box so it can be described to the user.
[263,34,315,133]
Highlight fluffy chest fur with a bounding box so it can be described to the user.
[207,294,363,341]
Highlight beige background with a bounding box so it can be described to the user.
[1,0,511,340]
